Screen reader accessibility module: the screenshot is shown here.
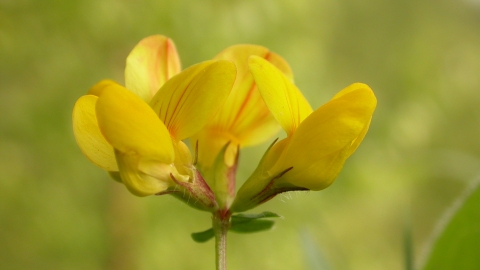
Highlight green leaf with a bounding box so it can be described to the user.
[192,211,282,240]
[422,180,480,270]
[191,228,214,243]
[230,219,275,233]
[229,211,281,234]
[231,211,282,222]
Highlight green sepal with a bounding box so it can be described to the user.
[204,142,238,209]
[162,168,218,212]
[229,211,282,234]
[191,228,214,243]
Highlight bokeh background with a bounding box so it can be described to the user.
[2,0,480,269]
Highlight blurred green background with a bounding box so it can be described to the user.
[2,0,480,269]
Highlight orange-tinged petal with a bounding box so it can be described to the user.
[125,35,181,102]
[248,56,313,136]
[73,95,118,171]
[215,44,293,80]
[150,60,236,141]
[95,82,174,162]
[271,85,377,190]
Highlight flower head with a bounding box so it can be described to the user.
[73,35,376,216]
[72,35,379,261]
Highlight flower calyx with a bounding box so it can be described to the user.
[157,167,218,212]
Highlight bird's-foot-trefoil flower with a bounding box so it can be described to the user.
[231,56,377,212]
[73,35,377,269]
[73,35,237,211]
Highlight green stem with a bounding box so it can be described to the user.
[213,211,230,270]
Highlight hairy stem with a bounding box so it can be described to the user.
[213,211,231,270]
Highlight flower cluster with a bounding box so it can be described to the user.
[73,35,376,213]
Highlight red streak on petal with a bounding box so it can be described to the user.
[228,83,256,130]
[166,79,196,139]
[227,51,273,135]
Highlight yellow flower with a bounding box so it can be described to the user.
[231,56,377,212]
[72,35,236,197]
[192,45,293,169]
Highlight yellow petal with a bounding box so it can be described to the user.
[248,55,313,136]
[332,83,375,157]
[192,129,241,169]
[347,118,371,157]
[261,137,290,173]
[271,85,377,190]
[172,140,193,176]
[231,137,290,211]
[115,151,171,196]
[332,82,370,100]
[72,95,118,171]
[95,82,174,162]
[87,79,118,97]
[211,45,292,145]
[125,35,181,102]
[150,60,236,140]
[192,46,293,168]
[191,129,235,170]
